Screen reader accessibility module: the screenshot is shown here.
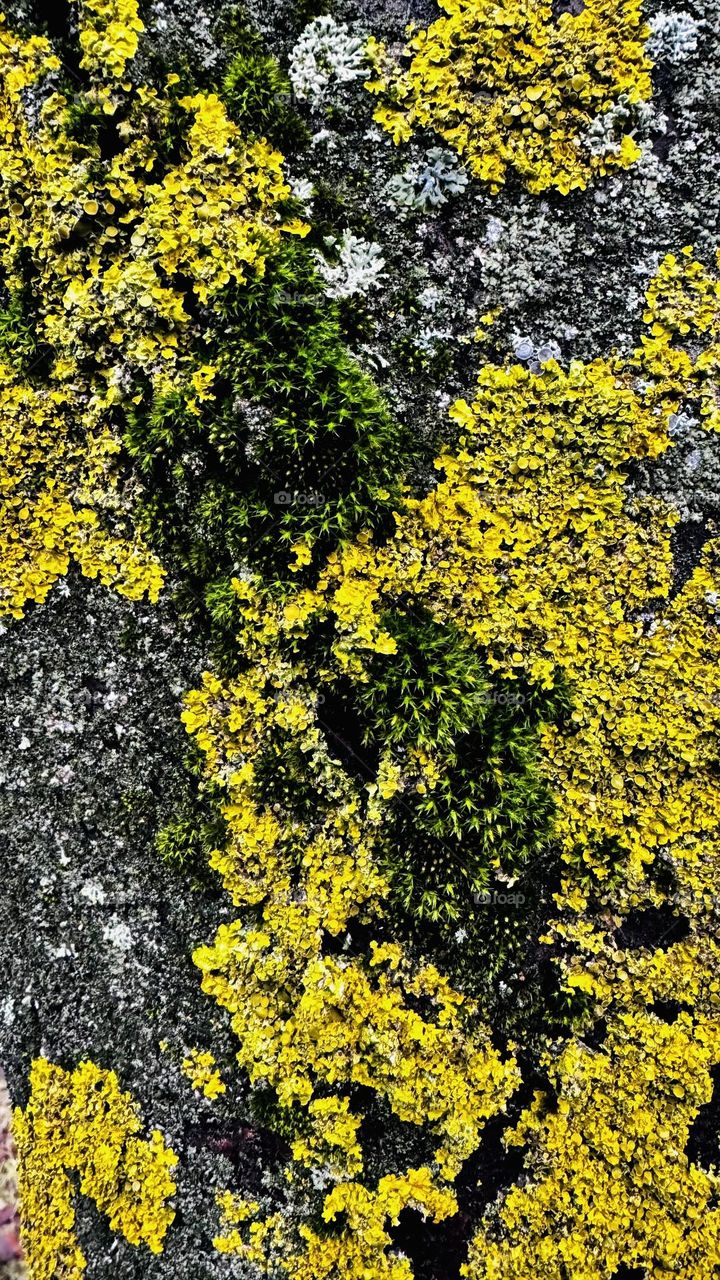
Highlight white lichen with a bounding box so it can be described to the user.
[80,880,107,905]
[315,231,386,300]
[289,17,367,104]
[102,916,134,951]
[384,148,469,210]
[649,11,701,64]
[585,94,656,157]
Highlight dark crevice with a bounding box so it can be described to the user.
[583,1016,608,1051]
[686,1064,720,1170]
[316,679,381,782]
[24,0,73,41]
[671,518,711,595]
[552,0,585,16]
[651,999,693,1024]
[615,906,690,952]
[389,1072,547,1280]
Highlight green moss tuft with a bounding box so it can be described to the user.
[125,239,415,649]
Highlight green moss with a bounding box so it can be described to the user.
[156,807,226,880]
[326,611,566,930]
[155,743,227,884]
[250,1085,307,1147]
[290,0,337,28]
[379,715,555,930]
[356,610,491,752]
[125,238,415,649]
[0,290,38,373]
[223,44,309,152]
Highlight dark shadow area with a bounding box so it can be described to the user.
[686,1063,720,1170]
[616,906,690,952]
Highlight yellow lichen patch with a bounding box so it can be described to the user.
[366,0,652,194]
[181,1049,226,1100]
[291,1097,364,1178]
[0,365,163,616]
[450,252,720,1277]
[214,1193,286,1265]
[464,936,720,1278]
[78,0,144,79]
[293,1170,457,1280]
[637,244,720,429]
[0,6,305,617]
[235,251,720,908]
[185,666,519,1184]
[215,1168,458,1280]
[13,1058,177,1280]
[180,251,720,1274]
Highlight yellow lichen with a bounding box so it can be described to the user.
[366,0,652,194]
[13,1058,177,1280]
[186,662,519,1180]
[215,1167,458,1279]
[181,248,720,1273]
[0,7,306,617]
[181,1049,226,1100]
[464,936,720,1278]
[78,0,144,79]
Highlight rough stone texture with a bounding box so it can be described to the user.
[0,576,251,1277]
[0,0,718,1275]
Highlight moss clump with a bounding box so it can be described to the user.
[156,741,227,882]
[356,614,564,928]
[223,34,309,152]
[126,238,414,641]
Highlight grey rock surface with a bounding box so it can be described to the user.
[0,576,252,1276]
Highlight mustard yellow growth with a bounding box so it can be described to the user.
[463,921,720,1278]
[183,659,517,1275]
[366,0,652,194]
[13,1058,177,1280]
[638,245,720,429]
[78,0,144,80]
[0,7,306,617]
[465,1001,720,1274]
[185,669,519,1181]
[181,1049,226,1100]
[180,249,720,1274]
[452,248,720,1277]
[0,363,165,617]
[245,248,720,909]
[215,1168,458,1280]
[214,1193,286,1265]
[290,1097,364,1178]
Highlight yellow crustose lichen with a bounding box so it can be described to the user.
[259,249,720,914]
[13,1058,177,1280]
[184,663,520,1171]
[464,990,720,1275]
[0,364,165,617]
[182,658,519,1275]
[181,249,720,1275]
[0,3,307,618]
[366,0,652,194]
[181,1049,226,1100]
[462,924,720,1276]
[215,1168,458,1280]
